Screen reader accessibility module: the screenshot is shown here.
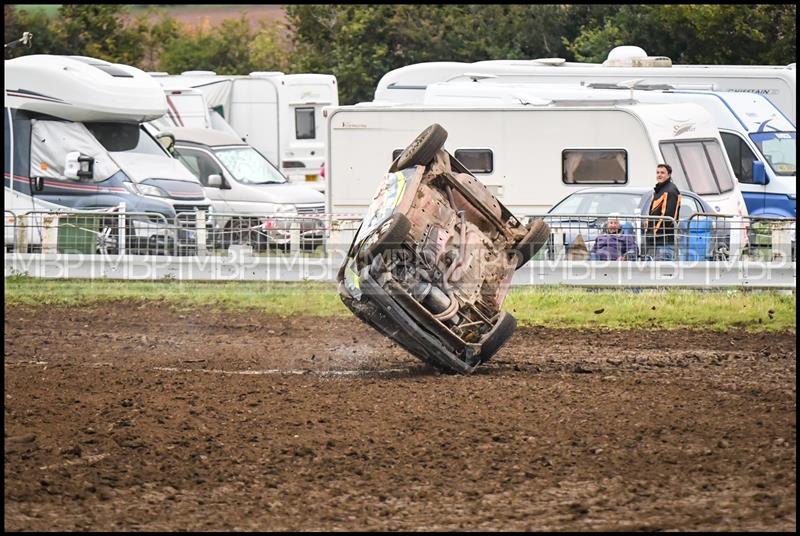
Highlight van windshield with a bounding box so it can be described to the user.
[749,131,796,176]
[85,123,166,156]
[214,146,287,184]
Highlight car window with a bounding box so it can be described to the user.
[173,146,223,186]
[549,192,642,215]
[678,195,703,221]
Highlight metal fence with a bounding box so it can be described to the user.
[522,213,796,263]
[3,207,796,287]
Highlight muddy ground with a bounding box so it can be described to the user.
[4,303,796,531]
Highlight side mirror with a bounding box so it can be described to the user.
[64,151,94,180]
[751,161,768,185]
[207,173,223,188]
[156,132,176,155]
[32,176,44,192]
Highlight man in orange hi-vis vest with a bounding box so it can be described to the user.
[645,163,682,261]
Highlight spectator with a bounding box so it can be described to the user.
[645,163,682,260]
[590,213,638,260]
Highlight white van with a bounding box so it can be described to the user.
[374,46,797,122]
[158,71,339,192]
[325,101,748,219]
[423,82,796,218]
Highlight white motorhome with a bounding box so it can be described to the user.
[325,101,748,220]
[374,46,797,122]
[4,55,213,252]
[158,71,339,192]
[424,82,796,218]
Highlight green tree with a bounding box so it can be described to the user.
[568,4,796,65]
[158,16,257,75]
[57,4,145,64]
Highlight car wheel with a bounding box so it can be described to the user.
[514,218,551,268]
[394,123,448,170]
[359,213,412,262]
[478,311,516,364]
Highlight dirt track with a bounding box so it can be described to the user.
[4,303,796,531]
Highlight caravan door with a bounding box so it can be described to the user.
[229,79,280,166]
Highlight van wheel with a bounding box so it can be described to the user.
[221,218,259,250]
[478,312,516,364]
[358,213,412,263]
[514,218,551,268]
[394,123,448,169]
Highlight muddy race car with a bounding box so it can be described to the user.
[337,124,550,374]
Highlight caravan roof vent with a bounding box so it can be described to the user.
[181,70,217,76]
[148,71,170,77]
[603,46,673,68]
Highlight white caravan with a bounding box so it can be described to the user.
[325,101,748,220]
[424,82,796,218]
[5,55,212,252]
[374,46,797,122]
[158,71,339,192]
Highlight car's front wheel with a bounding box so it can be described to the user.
[394,123,448,170]
[513,218,551,268]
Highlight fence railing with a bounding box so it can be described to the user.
[522,213,796,263]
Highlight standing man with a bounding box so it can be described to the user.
[645,163,681,260]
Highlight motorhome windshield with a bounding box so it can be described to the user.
[214,146,287,184]
[85,123,165,156]
[749,131,796,176]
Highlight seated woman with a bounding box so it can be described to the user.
[590,214,638,260]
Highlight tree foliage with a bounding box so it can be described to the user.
[5,4,796,105]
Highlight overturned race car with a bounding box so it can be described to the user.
[337,124,550,374]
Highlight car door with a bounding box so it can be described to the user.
[173,145,231,217]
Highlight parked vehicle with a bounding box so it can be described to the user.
[374,45,797,121]
[424,81,796,218]
[325,100,748,221]
[157,71,339,192]
[167,127,325,250]
[545,186,731,260]
[338,124,550,374]
[4,54,213,254]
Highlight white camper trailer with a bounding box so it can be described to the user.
[424,82,796,218]
[5,55,212,252]
[159,71,339,192]
[374,46,797,122]
[325,101,748,220]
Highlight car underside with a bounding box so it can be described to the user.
[337,124,549,373]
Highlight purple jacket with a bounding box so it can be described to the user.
[591,231,638,260]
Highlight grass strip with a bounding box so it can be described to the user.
[4,276,795,332]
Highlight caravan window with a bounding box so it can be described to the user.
[562,149,627,184]
[454,149,493,174]
[295,107,315,140]
[721,132,756,183]
[660,140,735,195]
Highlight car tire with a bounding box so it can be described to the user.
[394,123,448,170]
[478,311,516,364]
[359,213,412,263]
[514,218,551,268]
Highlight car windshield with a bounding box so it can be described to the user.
[214,146,287,184]
[749,131,796,176]
[548,192,643,216]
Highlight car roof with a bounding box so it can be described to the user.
[571,186,652,195]
[167,126,246,147]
